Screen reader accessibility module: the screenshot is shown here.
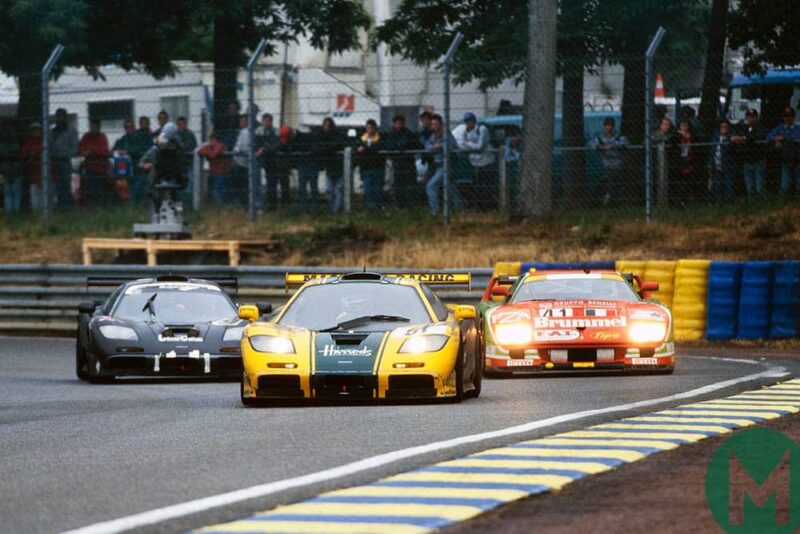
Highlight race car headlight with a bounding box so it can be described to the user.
[629,321,667,344]
[399,335,449,354]
[99,325,138,341]
[223,327,245,342]
[494,323,534,346]
[249,335,295,354]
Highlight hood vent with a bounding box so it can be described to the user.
[332,334,369,346]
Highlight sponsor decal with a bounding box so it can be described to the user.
[285,273,471,286]
[591,331,621,340]
[573,362,595,369]
[506,359,536,367]
[400,324,448,337]
[158,334,204,342]
[533,329,580,342]
[585,308,608,317]
[320,345,373,358]
[126,283,219,294]
[538,307,574,318]
[630,357,658,365]
[534,317,627,329]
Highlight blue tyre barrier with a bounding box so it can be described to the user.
[706,262,742,340]
[770,260,800,338]
[737,261,774,339]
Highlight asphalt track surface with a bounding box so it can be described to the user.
[1,337,798,534]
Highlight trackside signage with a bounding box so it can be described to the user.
[284,273,471,286]
[706,428,800,532]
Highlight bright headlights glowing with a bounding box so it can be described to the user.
[399,335,449,354]
[223,327,245,342]
[494,323,534,346]
[249,335,295,354]
[98,325,138,340]
[629,321,667,344]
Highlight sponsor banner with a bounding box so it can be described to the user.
[320,345,373,358]
[285,272,471,286]
[534,317,627,328]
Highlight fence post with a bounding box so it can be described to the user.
[644,27,666,222]
[246,39,268,223]
[441,32,464,226]
[192,148,203,211]
[343,147,353,213]
[656,141,668,207]
[41,44,64,227]
[498,152,507,213]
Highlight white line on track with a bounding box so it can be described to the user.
[63,359,789,534]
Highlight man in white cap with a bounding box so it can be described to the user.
[461,111,495,210]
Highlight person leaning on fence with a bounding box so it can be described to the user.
[198,132,231,206]
[254,113,278,207]
[265,125,294,209]
[767,106,800,194]
[314,117,345,213]
[709,119,736,205]
[78,118,115,206]
[21,122,48,211]
[176,116,198,208]
[730,108,767,198]
[50,108,78,208]
[231,113,252,207]
[425,113,462,216]
[504,126,523,209]
[460,112,496,210]
[294,127,320,208]
[113,119,153,205]
[588,116,629,205]
[384,114,421,207]
[416,111,435,185]
[0,120,22,214]
[651,117,677,203]
[675,119,702,204]
[355,119,385,211]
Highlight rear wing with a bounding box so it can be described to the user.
[86,275,238,293]
[285,272,472,291]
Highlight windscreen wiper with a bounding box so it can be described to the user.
[320,314,410,332]
[142,293,158,322]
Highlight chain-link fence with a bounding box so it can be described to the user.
[1,49,798,225]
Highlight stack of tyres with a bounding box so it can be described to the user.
[706,262,743,340]
[616,260,646,280]
[493,262,521,277]
[644,260,676,308]
[769,260,800,338]
[737,261,774,339]
[672,259,710,340]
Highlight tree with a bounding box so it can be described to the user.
[728,0,800,74]
[697,0,729,134]
[521,0,557,217]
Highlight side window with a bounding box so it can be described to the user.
[104,286,124,315]
[420,284,448,322]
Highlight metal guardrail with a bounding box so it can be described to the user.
[0,265,493,334]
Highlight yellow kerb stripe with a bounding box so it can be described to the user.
[475,446,646,462]
[630,416,759,426]
[661,409,786,419]
[559,430,708,442]
[387,471,575,489]
[439,458,612,475]
[199,520,429,534]
[266,502,482,521]
[324,485,528,502]
[532,437,680,450]
[591,422,733,433]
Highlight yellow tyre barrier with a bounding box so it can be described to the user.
[644,260,676,309]
[672,259,710,341]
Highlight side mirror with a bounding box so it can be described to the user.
[238,305,260,322]
[491,285,510,297]
[78,301,97,314]
[256,302,273,316]
[448,304,477,321]
[639,281,659,298]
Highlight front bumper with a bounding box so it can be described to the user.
[96,352,242,377]
[485,343,675,374]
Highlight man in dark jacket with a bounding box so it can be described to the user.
[731,108,768,198]
[709,119,736,204]
[384,115,420,207]
[355,119,384,210]
[254,113,278,207]
[265,126,294,209]
[294,128,319,208]
[314,117,344,212]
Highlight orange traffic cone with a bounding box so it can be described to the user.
[655,73,666,98]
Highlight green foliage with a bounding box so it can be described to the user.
[728,0,800,74]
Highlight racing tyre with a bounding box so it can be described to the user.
[76,344,90,382]
[451,344,465,403]
[85,352,114,384]
[240,376,260,407]
[464,322,483,399]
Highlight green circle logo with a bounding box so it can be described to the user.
[706,427,800,533]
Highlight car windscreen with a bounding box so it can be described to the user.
[278,283,431,331]
[112,285,236,323]
[512,277,639,303]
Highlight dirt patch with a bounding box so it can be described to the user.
[444,412,800,534]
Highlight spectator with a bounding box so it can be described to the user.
[110,148,133,203]
[676,119,700,203]
[652,117,677,205]
[504,126,523,210]
[709,119,735,205]
[198,132,231,206]
[425,114,462,215]
[416,111,434,185]
[419,111,433,146]
[355,119,385,210]
[176,116,198,207]
[219,101,241,150]
[460,112,496,210]
[384,114,420,207]
[588,116,629,205]
[731,108,767,198]
[767,106,800,194]
[294,127,320,208]
[21,122,46,211]
[254,113,278,207]
[152,110,169,140]
[315,117,345,213]
[0,120,22,214]
[140,123,186,213]
[266,125,294,208]
[78,118,114,206]
[113,119,152,205]
[231,114,252,207]
[49,108,78,208]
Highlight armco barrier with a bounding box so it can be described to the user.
[671,259,710,341]
[770,260,800,339]
[705,262,742,340]
[0,265,492,334]
[737,261,774,339]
